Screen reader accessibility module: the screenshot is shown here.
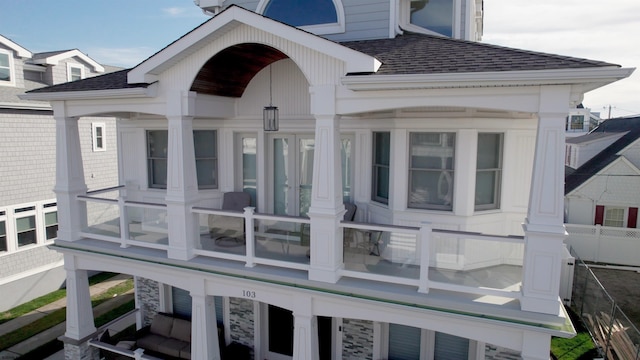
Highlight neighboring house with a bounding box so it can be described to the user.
[564,116,640,265]
[23,2,634,360]
[0,34,119,311]
[565,105,601,138]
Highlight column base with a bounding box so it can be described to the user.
[308,265,343,283]
[62,336,99,360]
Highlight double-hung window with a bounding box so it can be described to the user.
[0,50,13,85]
[44,203,58,241]
[372,132,390,204]
[92,123,106,151]
[67,63,84,82]
[147,130,218,189]
[475,133,503,211]
[0,211,6,252]
[15,206,37,247]
[408,132,455,210]
[569,115,585,130]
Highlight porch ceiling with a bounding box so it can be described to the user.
[190,43,289,97]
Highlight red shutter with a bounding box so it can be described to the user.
[594,205,605,225]
[628,207,638,228]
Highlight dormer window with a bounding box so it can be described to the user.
[67,63,84,82]
[257,0,345,35]
[0,50,14,86]
[400,0,459,38]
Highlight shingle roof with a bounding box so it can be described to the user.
[341,32,618,75]
[566,132,624,144]
[28,32,620,94]
[565,116,640,194]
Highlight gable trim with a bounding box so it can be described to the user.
[566,155,640,196]
[0,35,31,58]
[32,49,105,73]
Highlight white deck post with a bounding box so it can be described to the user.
[308,85,345,283]
[292,295,319,360]
[521,86,570,314]
[191,291,221,360]
[53,103,87,242]
[165,91,199,261]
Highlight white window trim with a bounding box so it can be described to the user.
[43,202,58,243]
[256,0,346,35]
[603,206,627,228]
[0,210,7,253]
[399,0,462,38]
[67,62,85,82]
[380,323,480,360]
[0,199,58,256]
[0,49,16,87]
[92,122,106,152]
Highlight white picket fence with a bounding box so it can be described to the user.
[565,224,640,266]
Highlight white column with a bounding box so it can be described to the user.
[191,292,221,360]
[307,114,345,283]
[53,106,87,242]
[292,295,319,360]
[521,86,570,314]
[521,331,552,360]
[165,91,199,260]
[63,255,96,340]
[453,129,477,217]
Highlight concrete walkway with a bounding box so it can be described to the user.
[0,273,134,359]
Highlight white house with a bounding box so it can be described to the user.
[0,35,119,311]
[23,1,634,359]
[564,106,601,138]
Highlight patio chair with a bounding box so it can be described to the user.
[208,192,251,244]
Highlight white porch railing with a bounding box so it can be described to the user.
[565,223,640,266]
[75,186,524,300]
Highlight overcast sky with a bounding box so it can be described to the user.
[483,0,640,118]
[2,0,638,118]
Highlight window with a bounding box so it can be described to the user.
[0,219,6,252]
[388,325,472,360]
[604,207,625,227]
[372,132,390,204]
[258,0,344,34]
[0,50,14,85]
[400,0,456,37]
[595,205,638,228]
[570,115,584,130]
[16,209,37,247]
[92,123,106,151]
[475,133,502,210]
[67,63,84,82]
[147,130,218,189]
[44,204,58,241]
[408,132,455,210]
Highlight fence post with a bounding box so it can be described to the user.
[244,207,256,268]
[418,223,431,294]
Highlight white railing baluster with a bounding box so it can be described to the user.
[418,223,431,294]
[244,207,256,268]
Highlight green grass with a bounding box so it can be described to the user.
[551,307,599,360]
[0,273,132,352]
[0,272,118,326]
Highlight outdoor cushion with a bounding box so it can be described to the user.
[170,318,192,343]
[115,341,136,350]
[136,334,166,353]
[149,314,174,337]
[180,344,191,359]
[155,338,188,358]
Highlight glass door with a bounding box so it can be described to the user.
[272,135,315,217]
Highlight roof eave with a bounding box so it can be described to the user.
[342,67,635,91]
[32,49,105,73]
[19,85,156,102]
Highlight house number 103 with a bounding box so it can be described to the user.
[242,290,256,298]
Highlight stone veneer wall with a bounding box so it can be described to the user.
[229,297,255,354]
[485,343,521,359]
[342,318,374,360]
[135,276,160,327]
[64,342,99,360]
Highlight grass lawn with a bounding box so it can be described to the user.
[551,307,599,360]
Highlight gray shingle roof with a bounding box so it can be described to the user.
[31,50,75,60]
[27,32,620,94]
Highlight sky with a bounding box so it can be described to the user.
[1,0,638,119]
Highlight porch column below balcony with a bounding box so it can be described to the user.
[308,114,345,283]
[292,295,319,360]
[521,86,569,314]
[61,254,98,360]
[190,293,221,360]
[54,111,88,242]
[520,332,552,360]
[165,112,199,261]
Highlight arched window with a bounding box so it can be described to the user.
[257,0,345,34]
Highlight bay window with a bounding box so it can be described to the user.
[147,130,218,189]
[408,132,455,210]
[475,133,503,211]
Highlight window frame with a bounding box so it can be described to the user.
[569,115,585,130]
[67,63,85,82]
[474,132,503,211]
[0,49,15,86]
[399,0,461,38]
[15,206,37,248]
[371,131,391,205]
[43,202,58,242]
[0,211,6,253]
[603,206,626,228]
[256,0,345,35]
[92,122,106,152]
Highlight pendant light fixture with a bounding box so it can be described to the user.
[263,64,279,131]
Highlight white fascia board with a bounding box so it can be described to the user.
[342,67,635,91]
[19,86,154,102]
[127,6,380,84]
[0,101,51,110]
[0,35,32,58]
[32,49,105,73]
